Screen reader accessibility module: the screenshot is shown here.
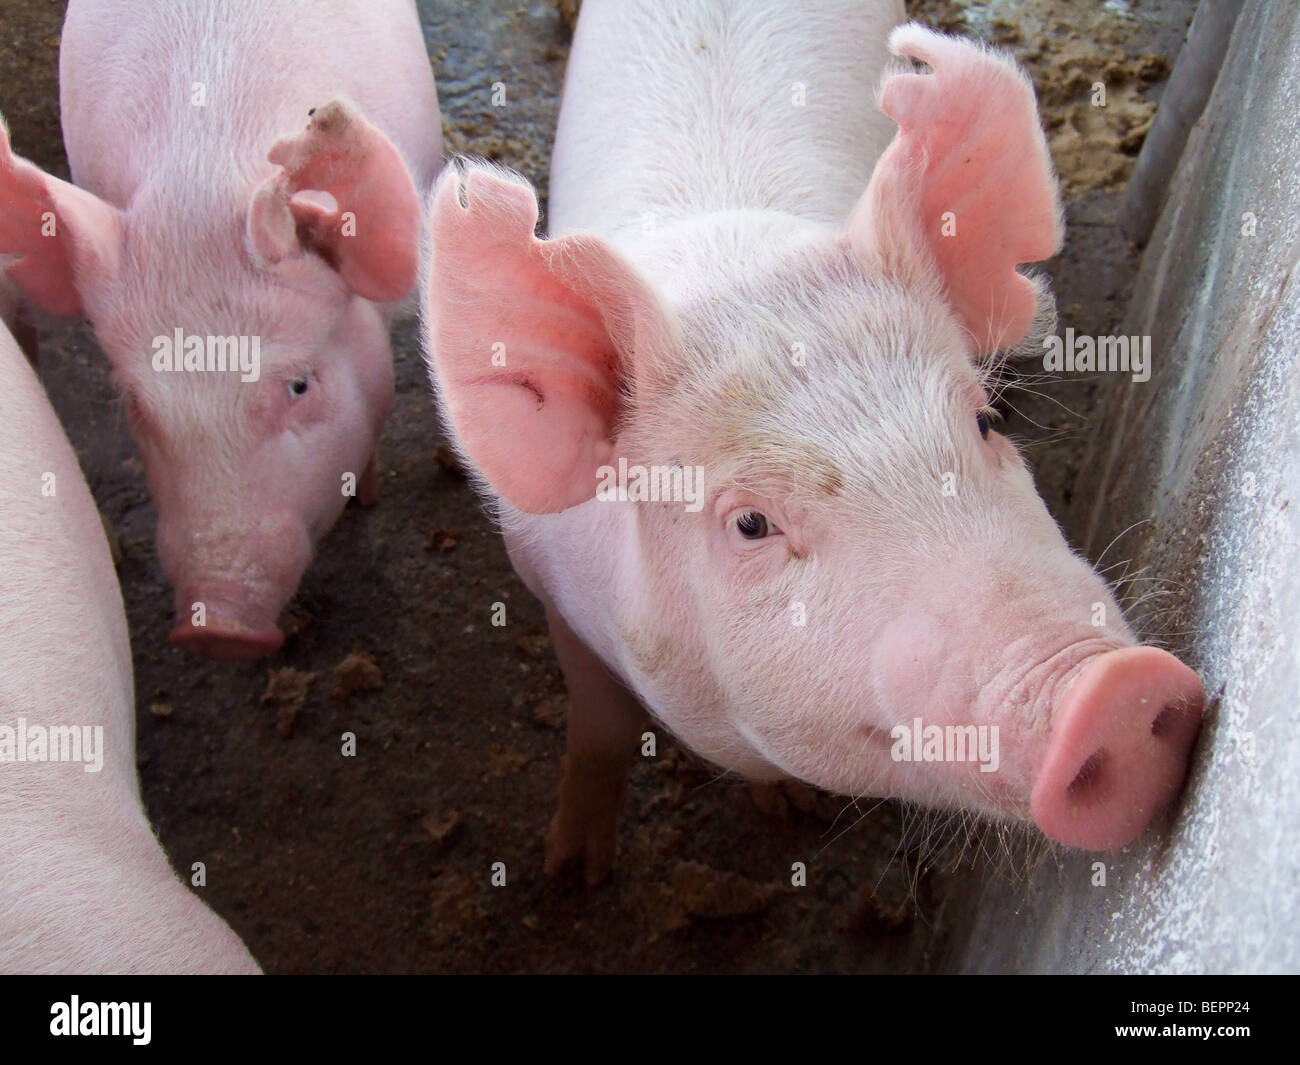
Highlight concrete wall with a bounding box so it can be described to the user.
[944,0,1300,974]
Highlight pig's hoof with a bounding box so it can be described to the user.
[544,807,621,887]
[544,769,627,885]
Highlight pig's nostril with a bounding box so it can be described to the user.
[1066,750,1106,801]
[861,723,894,751]
[1150,704,1181,738]
[1032,646,1205,849]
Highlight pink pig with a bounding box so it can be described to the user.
[0,317,258,973]
[424,3,1206,882]
[0,0,442,659]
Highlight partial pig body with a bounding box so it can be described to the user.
[1,0,442,659]
[59,0,440,214]
[426,0,1204,882]
[0,319,257,973]
[547,1,901,236]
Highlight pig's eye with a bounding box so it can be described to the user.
[735,511,772,539]
[287,375,311,399]
[976,409,1001,439]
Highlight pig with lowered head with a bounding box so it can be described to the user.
[0,0,442,659]
[425,3,1206,882]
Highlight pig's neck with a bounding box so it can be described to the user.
[504,492,717,732]
[505,212,828,721]
[614,210,834,306]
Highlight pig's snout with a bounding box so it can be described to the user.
[160,511,312,661]
[1031,647,1205,850]
[169,587,286,661]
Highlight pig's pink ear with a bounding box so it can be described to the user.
[847,24,1063,355]
[247,98,421,303]
[425,163,678,514]
[0,123,122,317]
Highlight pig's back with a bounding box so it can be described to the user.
[0,325,133,785]
[549,0,904,240]
[58,0,440,207]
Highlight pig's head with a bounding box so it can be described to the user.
[425,26,1205,850]
[0,101,418,659]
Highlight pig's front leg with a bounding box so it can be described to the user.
[542,604,645,885]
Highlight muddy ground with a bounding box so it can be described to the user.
[0,0,1199,972]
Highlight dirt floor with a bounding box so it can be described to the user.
[0,0,1198,972]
